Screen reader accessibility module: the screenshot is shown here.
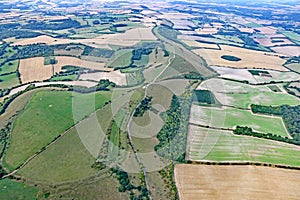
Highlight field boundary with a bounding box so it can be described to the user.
[185,161,300,171]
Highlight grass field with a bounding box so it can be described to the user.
[175,164,300,200]
[199,78,299,108]
[187,126,300,166]
[215,91,299,108]
[190,104,289,137]
[285,63,300,73]
[0,60,19,75]
[0,179,38,200]
[5,90,111,169]
[108,49,132,68]
[0,73,20,89]
[18,128,98,183]
[49,74,78,81]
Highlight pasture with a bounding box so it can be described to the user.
[0,179,38,200]
[18,128,98,183]
[187,126,300,166]
[175,164,300,200]
[0,73,20,88]
[193,45,288,71]
[189,104,289,137]
[0,60,19,75]
[4,90,111,169]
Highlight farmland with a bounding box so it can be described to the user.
[193,45,288,71]
[190,104,289,137]
[175,164,300,200]
[0,0,300,199]
[4,90,111,169]
[186,126,300,165]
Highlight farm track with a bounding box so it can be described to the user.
[126,45,176,200]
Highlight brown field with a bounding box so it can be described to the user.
[271,46,300,57]
[193,45,288,71]
[54,56,110,71]
[255,26,277,35]
[254,37,294,47]
[79,70,126,85]
[175,164,300,200]
[195,27,219,35]
[19,56,111,83]
[237,27,255,34]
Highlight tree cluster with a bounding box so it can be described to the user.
[133,96,152,117]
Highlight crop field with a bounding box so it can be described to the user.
[211,67,300,83]
[271,46,300,57]
[199,78,300,108]
[189,104,289,137]
[19,57,53,83]
[214,91,299,109]
[193,45,288,71]
[4,90,111,169]
[175,164,300,200]
[181,40,219,49]
[79,70,127,86]
[18,128,98,183]
[285,63,300,73]
[0,179,39,200]
[54,56,111,71]
[186,126,300,166]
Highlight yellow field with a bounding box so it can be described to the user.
[54,56,111,71]
[19,57,53,83]
[175,164,300,200]
[193,45,288,71]
[79,70,126,85]
[182,40,219,49]
[19,56,112,83]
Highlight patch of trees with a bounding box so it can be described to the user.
[221,55,241,62]
[131,42,158,61]
[0,30,41,40]
[12,44,54,59]
[183,72,203,80]
[133,96,152,117]
[234,126,300,146]
[155,94,192,162]
[192,90,217,104]
[70,79,116,93]
[0,89,10,98]
[82,46,114,58]
[111,167,149,200]
[22,19,83,30]
[0,23,20,31]
[248,69,270,76]
[251,104,300,141]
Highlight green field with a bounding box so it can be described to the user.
[190,104,289,137]
[281,31,300,44]
[5,90,111,169]
[108,49,132,68]
[0,73,20,89]
[133,54,149,67]
[187,126,300,166]
[18,128,98,183]
[286,63,300,73]
[0,60,19,75]
[214,35,244,44]
[245,22,263,28]
[221,92,299,108]
[0,179,38,200]
[49,74,78,81]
